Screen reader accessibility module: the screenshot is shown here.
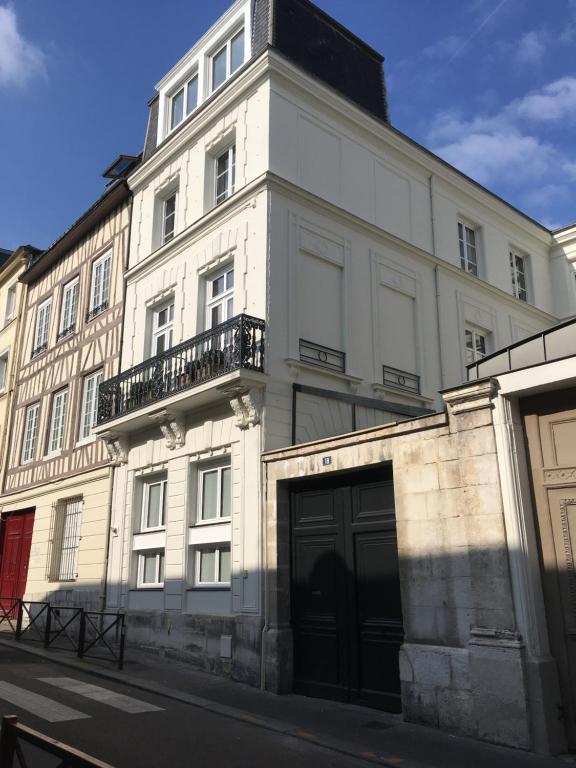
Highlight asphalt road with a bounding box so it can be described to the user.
[0,646,375,768]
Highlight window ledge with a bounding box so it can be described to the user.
[132,587,164,592]
[371,383,437,406]
[76,435,97,447]
[189,585,231,592]
[285,357,363,390]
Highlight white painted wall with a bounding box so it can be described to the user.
[106,23,575,667]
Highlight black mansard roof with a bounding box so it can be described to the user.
[143,0,388,162]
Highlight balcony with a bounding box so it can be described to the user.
[96,314,265,428]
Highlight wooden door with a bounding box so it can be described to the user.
[290,468,403,711]
[0,510,35,605]
[523,394,576,748]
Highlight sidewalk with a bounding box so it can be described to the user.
[0,635,571,768]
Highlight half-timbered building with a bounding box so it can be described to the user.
[0,176,133,609]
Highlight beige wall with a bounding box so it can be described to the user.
[1,468,112,609]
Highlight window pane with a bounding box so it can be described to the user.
[186,76,198,114]
[147,483,163,528]
[158,553,164,583]
[221,467,231,518]
[231,29,245,73]
[143,554,157,583]
[212,275,225,297]
[212,46,227,90]
[219,548,231,583]
[226,270,234,290]
[475,334,486,358]
[211,305,221,329]
[226,297,233,319]
[202,471,218,520]
[171,89,184,129]
[200,550,215,582]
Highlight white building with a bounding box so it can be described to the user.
[96,0,576,696]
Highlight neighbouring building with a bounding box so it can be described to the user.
[0,166,136,610]
[0,247,38,491]
[95,0,576,705]
[554,221,576,284]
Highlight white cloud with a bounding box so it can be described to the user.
[431,128,556,185]
[427,77,576,191]
[514,30,545,65]
[511,77,576,121]
[0,5,45,87]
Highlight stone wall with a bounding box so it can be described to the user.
[262,380,535,750]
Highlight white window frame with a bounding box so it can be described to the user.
[33,297,52,356]
[141,478,167,532]
[88,251,112,315]
[458,221,479,276]
[151,300,175,356]
[47,388,68,456]
[194,545,231,587]
[59,277,79,337]
[214,145,236,206]
[137,551,165,588]
[4,284,17,325]
[205,266,234,330]
[210,27,245,93]
[162,193,177,244]
[510,249,529,302]
[79,370,103,442]
[21,403,40,464]
[464,326,488,365]
[0,349,9,392]
[197,464,231,525]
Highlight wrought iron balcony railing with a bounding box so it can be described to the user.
[97,314,265,425]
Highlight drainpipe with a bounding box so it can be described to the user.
[260,186,272,691]
[429,174,445,391]
[101,464,116,611]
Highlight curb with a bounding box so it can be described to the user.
[0,637,421,768]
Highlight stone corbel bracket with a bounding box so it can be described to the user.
[148,410,186,450]
[228,388,263,430]
[100,431,129,466]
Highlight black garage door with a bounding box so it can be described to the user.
[290,467,403,711]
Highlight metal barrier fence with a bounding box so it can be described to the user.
[0,597,126,670]
[0,715,114,767]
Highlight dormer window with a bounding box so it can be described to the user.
[211,28,245,92]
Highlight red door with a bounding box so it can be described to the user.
[0,510,35,604]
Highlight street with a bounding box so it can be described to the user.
[0,643,570,768]
[0,646,388,768]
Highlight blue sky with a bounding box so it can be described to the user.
[1,0,575,250]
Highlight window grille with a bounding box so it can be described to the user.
[48,498,83,582]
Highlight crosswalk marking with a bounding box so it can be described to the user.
[38,677,164,714]
[0,681,90,722]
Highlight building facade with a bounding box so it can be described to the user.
[96,0,576,696]
[0,181,132,610]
